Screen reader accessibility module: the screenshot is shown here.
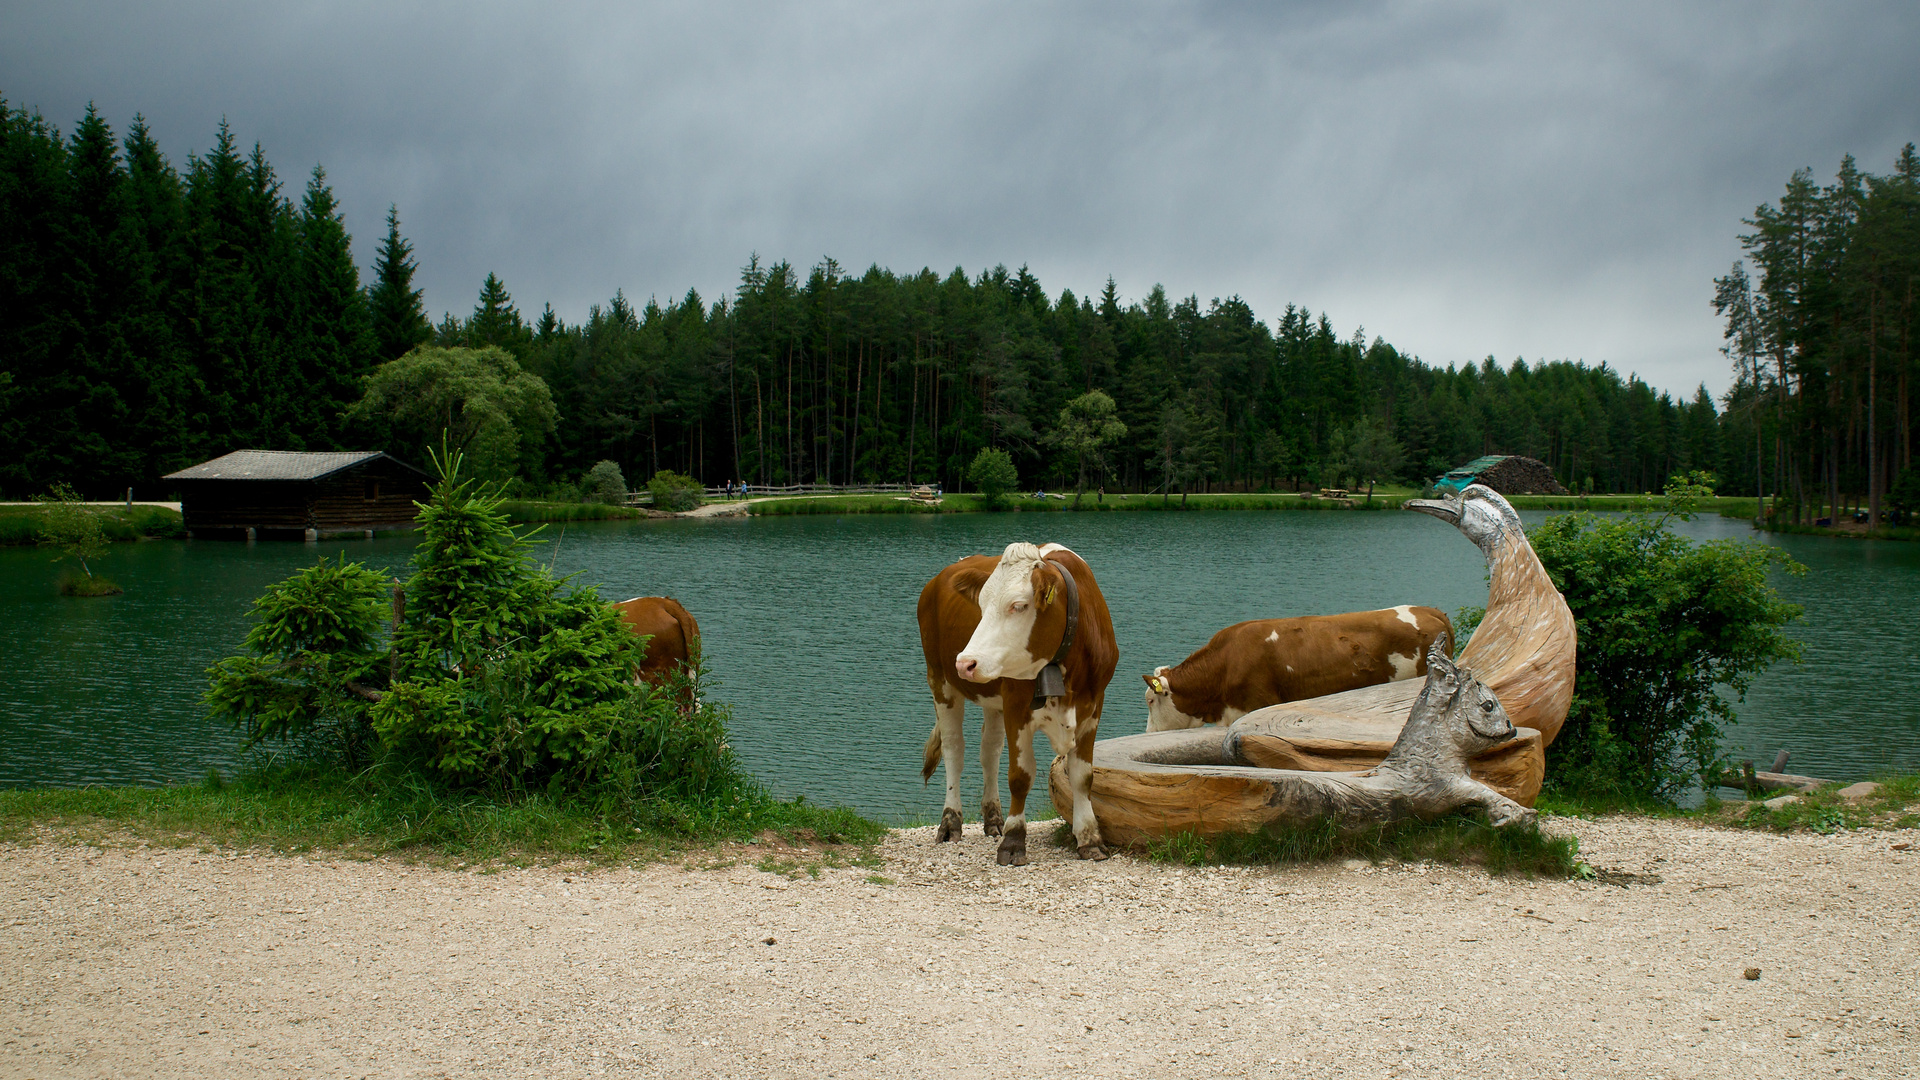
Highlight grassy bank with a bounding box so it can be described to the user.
[497,499,647,524]
[747,490,1782,517]
[749,490,1423,516]
[0,766,886,866]
[1703,773,1920,833]
[1751,519,1920,542]
[0,503,184,546]
[1541,772,1920,832]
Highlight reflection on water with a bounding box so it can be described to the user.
[1,508,1914,820]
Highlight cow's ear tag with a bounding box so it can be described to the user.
[1042,585,1056,607]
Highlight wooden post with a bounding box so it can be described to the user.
[389,581,405,684]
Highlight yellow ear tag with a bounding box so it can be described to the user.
[1043,585,1056,606]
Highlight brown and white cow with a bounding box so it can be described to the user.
[919,542,1119,864]
[612,595,701,692]
[1142,605,1453,732]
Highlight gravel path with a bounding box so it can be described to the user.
[4,818,1915,1079]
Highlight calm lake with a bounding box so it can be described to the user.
[2,508,1915,820]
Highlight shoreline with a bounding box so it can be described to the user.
[7,493,1912,545]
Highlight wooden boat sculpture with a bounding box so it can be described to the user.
[1049,484,1576,843]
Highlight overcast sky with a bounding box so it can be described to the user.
[6,1,1918,397]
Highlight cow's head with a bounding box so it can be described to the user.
[1142,667,1206,731]
[954,542,1073,683]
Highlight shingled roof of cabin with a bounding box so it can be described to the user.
[164,450,428,482]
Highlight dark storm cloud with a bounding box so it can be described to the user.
[5,1,1917,395]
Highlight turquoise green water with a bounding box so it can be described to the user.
[1,510,1913,820]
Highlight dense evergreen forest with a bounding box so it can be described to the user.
[1716,149,1920,526]
[5,102,1909,505]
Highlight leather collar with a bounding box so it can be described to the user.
[1031,556,1080,706]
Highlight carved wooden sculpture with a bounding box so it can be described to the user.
[1049,484,1575,843]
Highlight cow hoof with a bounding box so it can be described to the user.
[1077,843,1110,862]
[936,808,963,843]
[996,827,1028,866]
[982,805,1005,837]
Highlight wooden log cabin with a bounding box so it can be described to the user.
[164,450,432,540]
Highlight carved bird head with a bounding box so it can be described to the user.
[1406,484,1524,558]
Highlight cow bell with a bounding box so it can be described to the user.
[1033,661,1067,705]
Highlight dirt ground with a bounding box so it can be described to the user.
[3,817,1916,1080]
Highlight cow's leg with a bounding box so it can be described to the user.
[997,718,1034,866]
[978,699,1006,836]
[1070,706,1109,860]
[1034,706,1109,861]
[932,685,967,843]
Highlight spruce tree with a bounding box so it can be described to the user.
[367,204,429,362]
[56,105,136,486]
[468,272,527,353]
[294,165,374,449]
[184,122,269,450]
[120,116,198,475]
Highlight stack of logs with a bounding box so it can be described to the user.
[1475,456,1569,496]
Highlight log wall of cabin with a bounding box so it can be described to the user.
[178,481,314,530]
[310,463,429,528]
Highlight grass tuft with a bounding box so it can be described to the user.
[57,573,124,596]
[1139,814,1582,877]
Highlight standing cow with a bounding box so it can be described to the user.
[612,595,701,695]
[1143,605,1453,731]
[918,542,1119,864]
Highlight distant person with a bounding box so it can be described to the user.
[1098,486,1105,503]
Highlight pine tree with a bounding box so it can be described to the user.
[367,205,429,362]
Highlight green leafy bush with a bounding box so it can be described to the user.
[967,447,1019,506]
[1528,474,1804,801]
[583,460,626,504]
[646,470,704,512]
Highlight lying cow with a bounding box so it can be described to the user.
[1143,605,1453,732]
[918,542,1119,864]
[612,595,701,691]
